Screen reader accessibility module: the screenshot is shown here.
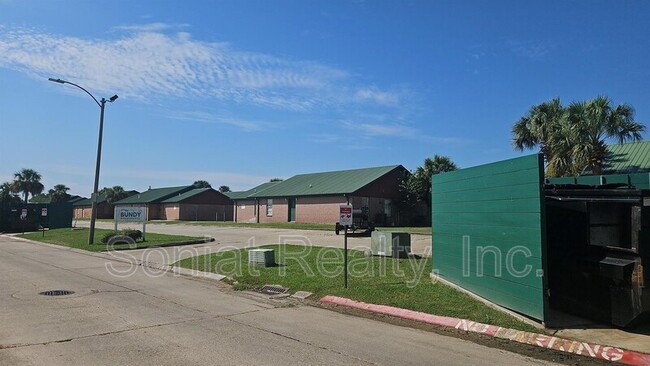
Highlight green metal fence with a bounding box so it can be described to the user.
[0,202,72,233]
[432,154,547,322]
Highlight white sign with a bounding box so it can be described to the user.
[339,204,353,227]
[41,208,48,216]
[115,207,146,222]
[20,208,28,220]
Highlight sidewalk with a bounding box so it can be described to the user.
[321,296,650,366]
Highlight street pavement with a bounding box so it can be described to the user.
[79,221,650,356]
[0,235,559,366]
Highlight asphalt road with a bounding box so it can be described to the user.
[0,235,560,366]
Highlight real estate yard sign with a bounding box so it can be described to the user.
[114,206,147,240]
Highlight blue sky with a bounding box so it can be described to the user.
[1,0,649,196]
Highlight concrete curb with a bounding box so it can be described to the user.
[320,296,650,366]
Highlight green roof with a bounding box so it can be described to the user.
[72,191,137,206]
[226,182,280,200]
[249,165,403,198]
[115,186,193,204]
[72,192,108,206]
[162,188,214,203]
[603,140,650,174]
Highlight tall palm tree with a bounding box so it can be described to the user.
[48,184,71,203]
[512,98,566,169]
[568,96,645,174]
[12,168,44,204]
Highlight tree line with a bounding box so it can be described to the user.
[0,170,233,204]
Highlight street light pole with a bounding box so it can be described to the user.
[48,78,118,244]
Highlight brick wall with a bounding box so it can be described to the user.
[258,198,289,223]
[295,196,347,224]
[235,199,257,223]
[164,205,180,220]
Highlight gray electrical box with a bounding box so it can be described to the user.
[370,231,411,258]
[248,249,275,267]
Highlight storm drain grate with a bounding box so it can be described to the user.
[258,284,289,295]
[39,290,75,296]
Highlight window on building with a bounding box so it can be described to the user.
[266,199,273,216]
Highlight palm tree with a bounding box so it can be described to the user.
[568,96,645,174]
[412,155,458,209]
[48,184,71,203]
[193,180,211,188]
[512,96,645,177]
[12,168,44,203]
[100,186,131,204]
[512,98,566,169]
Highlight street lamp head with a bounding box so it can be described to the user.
[109,95,119,103]
[48,78,66,84]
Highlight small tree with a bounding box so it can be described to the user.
[100,186,132,204]
[0,182,20,203]
[218,185,231,193]
[193,180,212,188]
[48,184,71,203]
[399,155,458,225]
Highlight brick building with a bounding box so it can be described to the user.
[230,165,407,226]
[161,188,233,221]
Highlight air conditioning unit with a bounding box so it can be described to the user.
[248,249,275,267]
[370,231,411,258]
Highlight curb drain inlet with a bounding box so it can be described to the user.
[39,290,75,297]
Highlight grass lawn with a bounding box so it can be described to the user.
[19,228,203,252]
[177,244,538,332]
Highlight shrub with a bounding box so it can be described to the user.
[101,232,117,244]
[122,229,142,242]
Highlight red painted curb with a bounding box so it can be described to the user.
[320,295,650,366]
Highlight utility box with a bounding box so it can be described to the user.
[248,249,275,267]
[371,231,410,258]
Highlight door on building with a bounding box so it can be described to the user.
[288,198,296,222]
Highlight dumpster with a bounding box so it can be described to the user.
[545,184,650,327]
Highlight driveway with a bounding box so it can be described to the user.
[78,221,432,267]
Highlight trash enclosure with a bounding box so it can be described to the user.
[545,184,650,327]
[432,154,649,327]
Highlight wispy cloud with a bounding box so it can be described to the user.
[353,87,399,106]
[0,25,403,114]
[343,121,418,138]
[166,111,268,132]
[507,40,556,60]
[340,120,469,145]
[112,22,188,33]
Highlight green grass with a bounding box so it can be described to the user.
[177,244,538,332]
[20,228,203,252]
